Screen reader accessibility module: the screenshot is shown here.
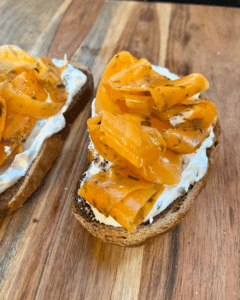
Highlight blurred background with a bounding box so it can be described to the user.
[118,0,240,7]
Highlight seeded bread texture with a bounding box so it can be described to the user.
[72,93,221,247]
[0,61,93,218]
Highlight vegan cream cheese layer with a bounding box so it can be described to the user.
[78,51,218,232]
[0,45,87,193]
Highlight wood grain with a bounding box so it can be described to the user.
[164,5,240,299]
[0,0,68,53]
[0,1,239,299]
[48,0,105,59]
[72,1,121,76]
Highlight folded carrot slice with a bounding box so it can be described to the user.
[162,128,206,154]
[149,74,209,112]
[109,187,160,232]
[0,45,34,63]
[104,53,208,114]
[2,70,48,142]
[124,113,150,124]
[0,45,35,71]
[141,114,172,134]
[124,92,155,114]
[0,72,8,82]
[107,58,167,94]
[87,116,129,166]
[160,98,217,131]
[32,57,62,88]
[0,97,7,140]
[99,51,138,80]
[139,126,166,166]
[100,111,142,167]
[2,109,36,143]
[108,58,162,90]
[108,65,208,114]
[160,97,200,121]
[99,111,167,168]
[49,85,68,103]
[95,84,125,114]
[88,115,180,184]
[95,51,137,113]
[32,57,68,103]
[0,81,63,118]
[185,100,218,131]
[129,185,164,231]
[11,69,48,102]
[161,100,217,153]
[129,149,182,185]
[7,66,29,81]
[79,165,156,216]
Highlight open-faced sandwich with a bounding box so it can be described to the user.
[0,45,93,218]
[72,51,220,247]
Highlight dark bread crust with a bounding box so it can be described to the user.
[0,61,93,218]
[72,93,221,247]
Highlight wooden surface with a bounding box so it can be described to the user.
[0,1,239,299]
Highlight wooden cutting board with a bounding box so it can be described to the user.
[0,1,239,299]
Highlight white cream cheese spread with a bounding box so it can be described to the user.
[169,109,194,127]
[79,66,214,227]
[4,146,12,158]
[0,59,87,193]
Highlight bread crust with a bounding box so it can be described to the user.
[72,93,221,247]
[0,61,93,218]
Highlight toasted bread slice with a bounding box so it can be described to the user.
[0,61,93,218]
[72,93,220,247]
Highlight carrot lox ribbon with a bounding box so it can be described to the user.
[0,46,69,168]
[79,165,157,216]
[160,98,218,154]
[79,165,163,231]
[87,115,181,185]
[0,81,63,119]
[97,51,209,115]
[109,185,164,232]
[82,51,218,232]
[99,111,166,168]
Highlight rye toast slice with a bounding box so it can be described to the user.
[72,94,221,247]
[0,61,93,218]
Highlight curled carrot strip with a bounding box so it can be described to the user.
[162,128,206,154]
[95,51,137,113]
[11,69,48,102]
[2,109,36,143]
[79,165,156,217]
[139,126,166,166]
[109,186,164,232]
[2,70,49,142]
[130,149,182,185]
[100,111,142,167]
[88,116,128,166]
[148,74,209,112]
[0,81,63,119]
[32,57,62,89]
[124,93,155,114]
[88,115,181,185]
[99,111,166,168]
[0,45,34,72]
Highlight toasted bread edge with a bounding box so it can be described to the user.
[72,93,221,247]
[0,61,93,218]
